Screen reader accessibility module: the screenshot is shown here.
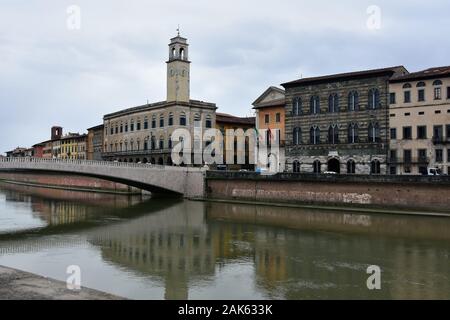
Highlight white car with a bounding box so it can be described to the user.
[323,171,337,175]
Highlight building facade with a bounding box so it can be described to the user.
[282,66,408,174]
[102,34,217,165]
[60,133,87,160]
[215,112,255,171]
[389,66,450,175]
[87,124,104,161]
[252,86,286,172]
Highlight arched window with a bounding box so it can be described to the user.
[328,93,339,113]
[402,83,412,89]
[171,48,176,59]
[293,160,301,173]
[310,126,320,145]
[159,114,164,128]
[180,112,186,126]
[368,122,380,143]
[194,113,201,122]
[137,118,141,131]
[328,125,339,144]
[371,159,381,174]
[433,80,443,86]
[168,113,174,126]
[348,91,359,111]
[416,81,426,87]
[313,160,321,174]
[348,123,358,143]
[130,119,135,131]
[368,88,380,109]
[205,115,212,128]
[152,115,156,128]
[180,48,185,60]
[293,98,301,116]
[310,95,320,114]
[347,160,356,174]
[144,117,148,129]
[293,127,301,145]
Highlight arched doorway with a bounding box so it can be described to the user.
[327,158,340,173]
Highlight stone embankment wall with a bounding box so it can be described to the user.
[205,172,450,212]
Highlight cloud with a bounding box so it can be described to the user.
[0,0,449,153]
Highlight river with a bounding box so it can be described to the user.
[0,182,449,299]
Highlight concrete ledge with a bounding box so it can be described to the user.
[0,265,124,300]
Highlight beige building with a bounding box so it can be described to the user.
[102,34,217,165]
[389,66,450,175]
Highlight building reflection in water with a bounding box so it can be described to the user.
[0,183,449,299]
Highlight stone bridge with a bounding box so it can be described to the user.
[0,157,206,198]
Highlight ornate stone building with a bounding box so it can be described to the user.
[102,34,217,165]
[281,66,408,174]
[87,124,104,161]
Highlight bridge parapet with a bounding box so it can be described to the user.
[0,157,206,198]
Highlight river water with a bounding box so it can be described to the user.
[0,182,449,300]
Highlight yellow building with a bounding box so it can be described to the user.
[60,133,87,160]
[252,86,286,172]
[389,66,450,175]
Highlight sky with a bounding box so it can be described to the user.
[1,0,450,154]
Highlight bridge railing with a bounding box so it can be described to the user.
[0,157,171,170]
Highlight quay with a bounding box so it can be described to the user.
[0,265,124,300]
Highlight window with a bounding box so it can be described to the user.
[152,116,156,128]
[403,126,412,140]
[404,150,412,163]
[436,149,443,162]
[433,125,443,141]
[370,160,381,174]
[446,125,450,140]
[310,126,320,144]
[404,91,411,103]
[168,136,172,149]
[328,93,339,113]
[389,92,396,104]
[120,124,123,133]
[160,115,164,128]
[448,149,450,162]
[110,127,114,135]
[310,96,320,114]
[125,124,128,132]
[264,114,269,124]
[390,128,397,140]
[293,160,300,173]
[434,87,442,100]
[404,112,411,116]
[418,149,427,162]
[293,127,301,145]
[130,121,134,132]
[313,160,321,174]
[137,121,141,131]
[417,126,427,139]
[347,160,356,174]
[159,137,164,149]
[276,113,281,123]
[115,126,118,134]
[205,115,212,128]
[169,113,174,126]
[419,111,425,115]
[293,98,301,116]
[403,83,412,89]
[418,89,425,102]
[328,125,339,144]
[433,80,443,86]
[368,89,380,109]
[368,123,380,143]
[390,149,397,161]
[416,81,426,87]
[180,113,186,126]
[435,110,441,114]
[447,87,450,99]
[348,91,359,111]
[348,123,358,143]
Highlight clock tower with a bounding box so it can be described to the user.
[166,33,190,102]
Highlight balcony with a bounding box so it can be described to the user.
[432,136,450,145]
[388,157,430,164]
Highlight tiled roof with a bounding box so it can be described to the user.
[390,66,450,82]
[216,113,255,125]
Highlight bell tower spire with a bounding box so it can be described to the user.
[166,31,190,102]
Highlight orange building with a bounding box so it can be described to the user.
[252,86,286,171]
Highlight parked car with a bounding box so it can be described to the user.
[426,167,441,176]
[323,171,337,175]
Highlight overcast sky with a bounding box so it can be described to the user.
[1,0,449,154]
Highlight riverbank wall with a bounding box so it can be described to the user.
[205,171,450,213]
[0,265,124,300]
[0,171,142,195]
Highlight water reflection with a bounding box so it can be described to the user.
[0,183,449,300]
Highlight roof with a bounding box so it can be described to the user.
[281,66,408,88]
[390,66,450,83]
[216,113,255,126]
[87,124,104,131]
[104,99,217,120]
[252,86,285,106]
[59,134,87,141]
